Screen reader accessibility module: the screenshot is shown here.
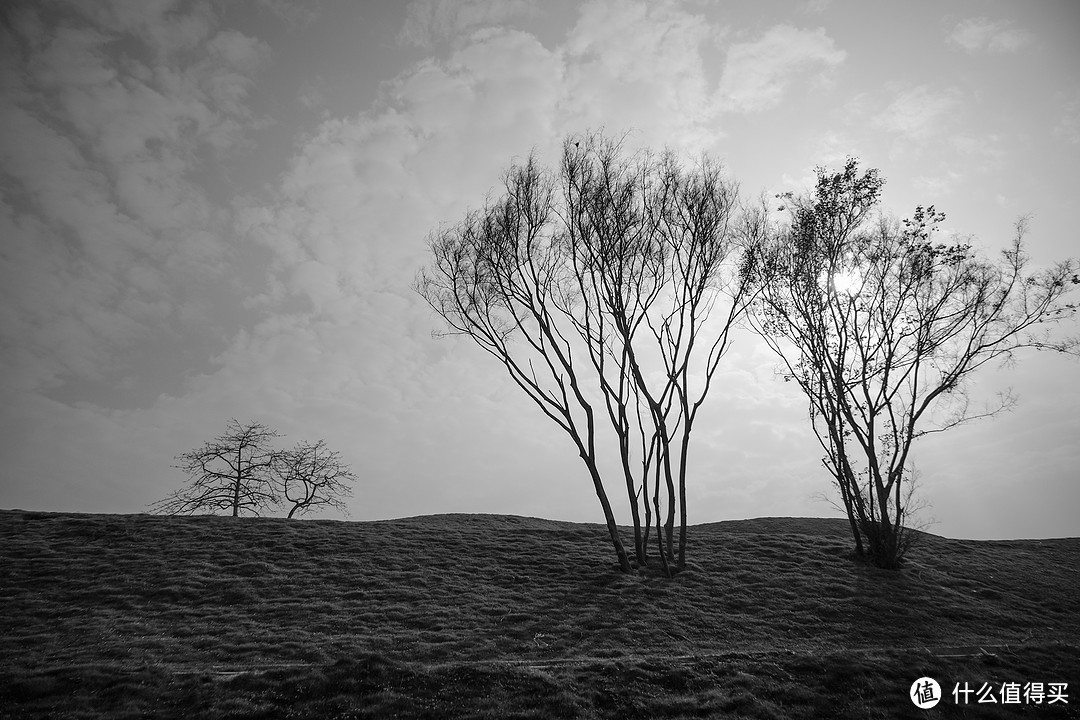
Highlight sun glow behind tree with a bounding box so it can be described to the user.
[748,160,1079,568]
[829,268,865,296]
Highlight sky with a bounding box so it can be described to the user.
[1,0,1078,541]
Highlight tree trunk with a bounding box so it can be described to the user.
[654,487,671,578]
[641,482,652,563]
[585,462,631,572]
[662,452,676,562]
[233,446,242,517]
[621,444,646,565]
[676,430,691,571]
[835,469,864,556]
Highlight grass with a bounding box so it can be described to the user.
[1,509,1077,719]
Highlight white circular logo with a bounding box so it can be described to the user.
[910,677,942,709]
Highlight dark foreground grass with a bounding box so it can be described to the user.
[1,510,1077,718]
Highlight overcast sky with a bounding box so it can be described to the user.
[1,0,1078,540]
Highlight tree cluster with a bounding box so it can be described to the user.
[746,160,1079,568]
[419,132,1078,572]
[151,420,355,519]
[417,132,764,574]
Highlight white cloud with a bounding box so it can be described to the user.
[1054,90,1080,145]
[398,0,538,48]
[948,17,1033,54]
[800,0,833,14]
[162,5,788,524]
[716,25,845,113]
[297,76,330,114]
[253,0,321,29]
[5,0,1075,542]
[872,84,961,143]
[776,130,864,193]
[562,0,720,150]
[208,29,272,74]
[75,0,218,59]
[912,170,964,197]
[950,132,1005,165]
[0,2,270,403]
[811,130,863,167]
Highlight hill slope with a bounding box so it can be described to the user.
[1,510,1077,718]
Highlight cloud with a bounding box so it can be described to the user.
[398,0,538,48]
[1054,90,1080,145]
[898,132,1006,197]
[1,0,1076,542]
[72,0,218,59]
[947,17,1033,54]
[0,2,271,404]
[911,170,964,198]
[220,26,572,506]
[253,0,321,29]
[716,25,845,113]
[250,26,564,311]
[950,132,1005,165]
[777,130,864,193]
[800,0,833,14]
[184,7,799,523]
[297,76,330,114]
[872,84,961,143]
[561,0,720,150]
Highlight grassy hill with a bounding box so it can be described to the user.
[1,509,1077,719]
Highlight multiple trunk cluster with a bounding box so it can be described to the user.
[417,133,762,573]
[748,160,1079,568]
[418,135,1078,572]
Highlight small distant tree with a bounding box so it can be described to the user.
[747,159,1079,569]
[274,439,355,518]
[152,419,281,517]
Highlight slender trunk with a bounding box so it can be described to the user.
[641,479,652,562]
[233,445,242,517]
[676,429,691,571]
[828,416,864,556]
[585,460,631,572]
[876,483,892,532]
[661,445,676,562]
[654,483,671,578]
[894,469,903,540]
[836,460,864,556]
[870,469,901,568]
[620,438,645,565]
[840,481,863,556]
[651,435,664,570]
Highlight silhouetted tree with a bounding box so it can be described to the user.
[416,131,762,573]
[274,439,355,519]
[152,419,280,517]
[747,159,1079,569]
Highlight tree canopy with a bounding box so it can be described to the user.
[417,132,763,573]
[747,159,1079,567]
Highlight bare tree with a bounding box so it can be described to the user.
[416,132,761,573]
[274,439,355,519]
[747,159,1079,568]
[152,419,281,517]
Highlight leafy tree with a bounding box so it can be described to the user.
[274,439,355,519]
[747,159,1079,568]
[416,132,762,573]
[152,419,281,517]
